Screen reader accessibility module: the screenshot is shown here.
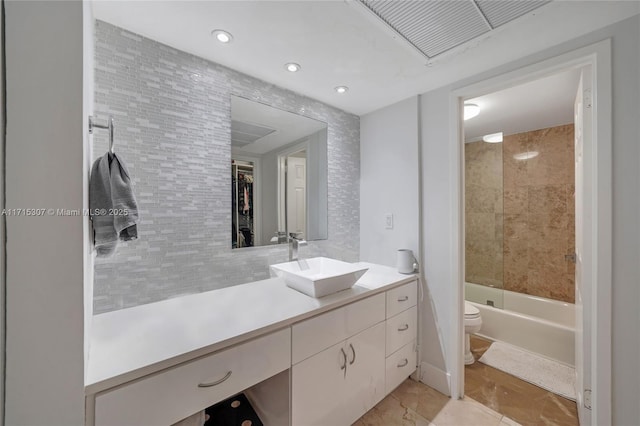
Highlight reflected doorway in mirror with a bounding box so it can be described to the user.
[230,95,328,249]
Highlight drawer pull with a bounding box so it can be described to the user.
[397,296,409,302]
[349,343,356,365]
[397,358,409,368]
[198,371,232,388]
[398,324,409,332]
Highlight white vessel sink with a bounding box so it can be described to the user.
[270,257,369,298]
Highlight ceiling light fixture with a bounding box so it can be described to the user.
[211,29,233,44]
[284,63,301,73]
[335,86,349,94]
[513,151,539,161]
[463,103,480,120]
[482,132,503,143]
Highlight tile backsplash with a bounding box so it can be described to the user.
[93,21,360,313]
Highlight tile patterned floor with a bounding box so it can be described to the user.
[465,336,579,426]
[354,379,519,426]
[355,336,579,426]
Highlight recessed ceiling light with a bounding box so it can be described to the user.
[513,151,539,160]
[211,29,233,44]
[463,103,480,120]
[482,132,503,143]
[335,86,349,94]
[285,63,301,73]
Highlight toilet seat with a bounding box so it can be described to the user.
[464,302,482,365]
[464,302,480,319]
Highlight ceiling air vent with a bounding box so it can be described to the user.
[476,0,550,28]
[231,120,276,147]
[358,0,551,60]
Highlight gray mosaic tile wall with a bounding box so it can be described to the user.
[93,21,360,314]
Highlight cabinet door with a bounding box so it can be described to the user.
[291,340,348,426]
[342,322,386,425]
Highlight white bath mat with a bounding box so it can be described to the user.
[479,341,576,401]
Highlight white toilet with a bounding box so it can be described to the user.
[464,301,482,365]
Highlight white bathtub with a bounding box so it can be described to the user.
[465,282,575,366]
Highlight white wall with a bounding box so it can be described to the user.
[418,14,639,423]
[83,0,95,385]
[360,97,454,393]
[360,97,420,266]
[4,1,87,424]
[420,88,458,394]
[0,3,5,422]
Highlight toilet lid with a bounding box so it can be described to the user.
[464,302,480,318]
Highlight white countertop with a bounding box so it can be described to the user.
[86,262,416,394]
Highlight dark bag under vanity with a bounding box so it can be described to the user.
[204,393,263,426]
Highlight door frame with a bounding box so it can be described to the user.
[232,153,262,246]
[449,39,612,424]
[277,140,309,237]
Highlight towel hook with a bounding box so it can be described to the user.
[89,115,115,153]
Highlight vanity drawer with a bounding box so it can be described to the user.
[94,328,291,426]
[385,340,417,394]
[292,293,385,364]
[386,305,417,355]
[386,280,417,319]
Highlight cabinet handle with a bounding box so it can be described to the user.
[398,324,409,332]
[397,296,409,302]
[397,359,409,368]
[340,348,347,370]
[198,371,232,388]
[349,343,356,365]
[340,348,347,378]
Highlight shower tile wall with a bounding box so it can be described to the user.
[465,124,575,303]
[465,142,504,288]
[503,124,575,303]
[93,21,360,313]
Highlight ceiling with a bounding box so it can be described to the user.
[91,1,640,116]
[464,68,581,142]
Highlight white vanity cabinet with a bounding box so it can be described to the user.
[93,328,291,426]
[291,295,386,426]
[291,280,419,426]
[384,280,418,394]
[87,268,419,426]
[291,322,386,426]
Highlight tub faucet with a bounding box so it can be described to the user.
[288,232,307,261]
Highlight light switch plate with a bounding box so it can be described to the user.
[385,214,393,229]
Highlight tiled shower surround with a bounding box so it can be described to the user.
[93,21,360,313]
[465,142,504,288]
[465,124,575,303]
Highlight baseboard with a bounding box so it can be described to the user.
[419,362,451,396]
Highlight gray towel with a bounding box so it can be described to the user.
[89,152,139,257]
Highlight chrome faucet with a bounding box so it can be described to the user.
[288,232,307,261]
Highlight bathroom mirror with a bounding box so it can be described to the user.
[231,96,328,248]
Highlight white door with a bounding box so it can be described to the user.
[575,67,592,425]
[287,155,306,236]
[342,322,386,424]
